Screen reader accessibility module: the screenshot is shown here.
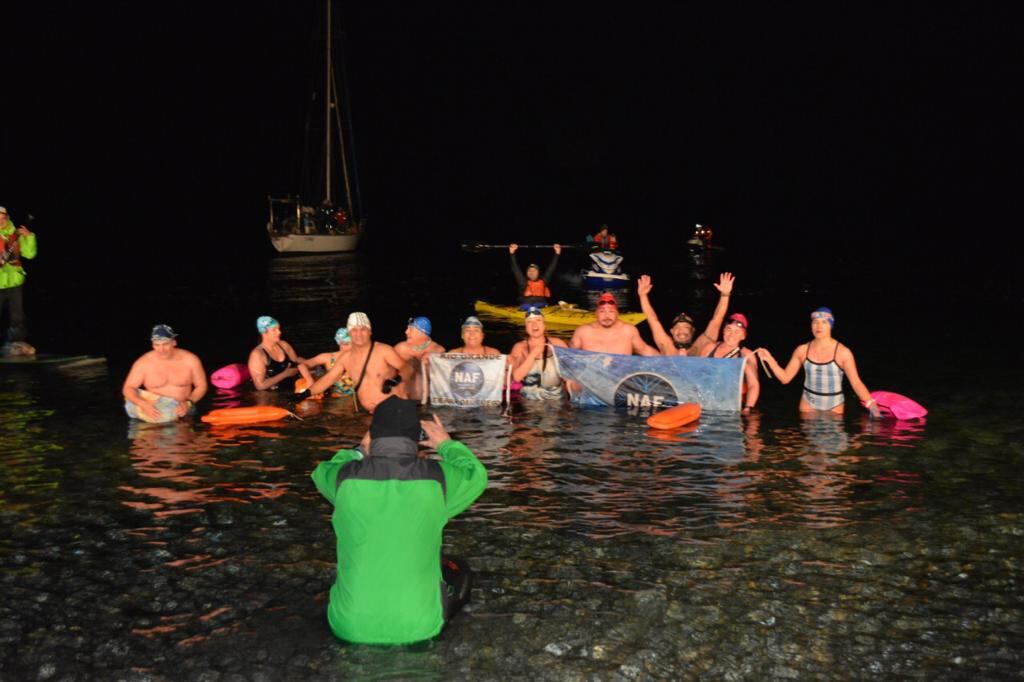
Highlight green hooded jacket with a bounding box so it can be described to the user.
[311,437,487,644]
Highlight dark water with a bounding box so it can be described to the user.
[2,243,1022,680]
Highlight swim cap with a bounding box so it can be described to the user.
[726,313,749,329]
[408,316,432,336]
[369,396,422,440]
[334,327,350,345]
[0,207,7,215]
[524,306,545,320]
[256,316,279,333]
[150,324,177,341]
[526,263,540,271]
[346,312,371,331]
[811,307,835,328]
[596,292,617,308]
[461,316,483,329]
[671,312,695,328]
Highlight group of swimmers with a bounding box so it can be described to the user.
[121,266,882,420]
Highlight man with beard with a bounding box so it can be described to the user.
[569,292,659,355]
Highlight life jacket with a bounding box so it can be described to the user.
[0,233,21,268]
[523,279,550,298]
[593,233,618,250]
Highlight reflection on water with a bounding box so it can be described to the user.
[122,421,291,519]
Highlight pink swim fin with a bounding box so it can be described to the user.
[864,390,927,420]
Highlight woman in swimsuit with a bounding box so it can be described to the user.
[700,313,760,413]
[508,307,568,401]
[755,308,881,416]
[302,327,355,395]
[247,316,313,391]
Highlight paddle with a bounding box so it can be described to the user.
[460,241,586,253]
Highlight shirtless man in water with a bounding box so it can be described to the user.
[122,324,207,421]
[569,292,660,356]
[300,312,410,412]
[393,316,445,401]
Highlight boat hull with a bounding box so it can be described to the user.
[582,271,631,289]
[268,227,360,253]
[474,300,645,328]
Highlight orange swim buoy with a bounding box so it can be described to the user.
[201,406,293,425]
[646,402,701,430]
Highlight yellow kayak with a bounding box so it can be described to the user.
[474,300,646,328]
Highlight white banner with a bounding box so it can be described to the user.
[428,353,508,406]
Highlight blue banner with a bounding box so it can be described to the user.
[552,347,745,411]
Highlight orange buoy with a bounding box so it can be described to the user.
[201,406,292,425]
[646,402,701,430]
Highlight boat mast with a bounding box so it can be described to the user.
[324,0,333,205]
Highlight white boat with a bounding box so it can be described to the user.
[267,1,363,254]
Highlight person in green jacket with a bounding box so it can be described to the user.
[311,396,488,645]
[0,206,38,351]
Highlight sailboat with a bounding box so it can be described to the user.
[266,1,363,253]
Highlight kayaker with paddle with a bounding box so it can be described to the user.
[755,307,882,417]
[508,307,569,400]
[636,272,735,357]
[298,312,411,412]
[123,324,207,422]
[311,396,487,644]
[447,316,501,356]
[569,292,660,356]
[510,243,561,306]
[247,316,314,391]
[394,316,445,402]
[699,313,760,413]
[0,206,38,354]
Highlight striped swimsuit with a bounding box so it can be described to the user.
[802,342,845,410]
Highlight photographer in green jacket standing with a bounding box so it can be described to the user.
[0,206,38,353]
[311,396,488,644]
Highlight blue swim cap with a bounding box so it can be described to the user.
[461,316,483,329]
[334,327,350,345]
[811,307,835,328]
[408,316,432,337]
[524,306,544,320]
[256,316,279,333]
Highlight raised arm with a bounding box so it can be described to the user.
[637,274,676,355]
[509,244,526,294]
[540,244,561,285]
[690,272,734,357]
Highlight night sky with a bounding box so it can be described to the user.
[3,2,1019,280]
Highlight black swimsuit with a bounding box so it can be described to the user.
[262,345,294,378]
